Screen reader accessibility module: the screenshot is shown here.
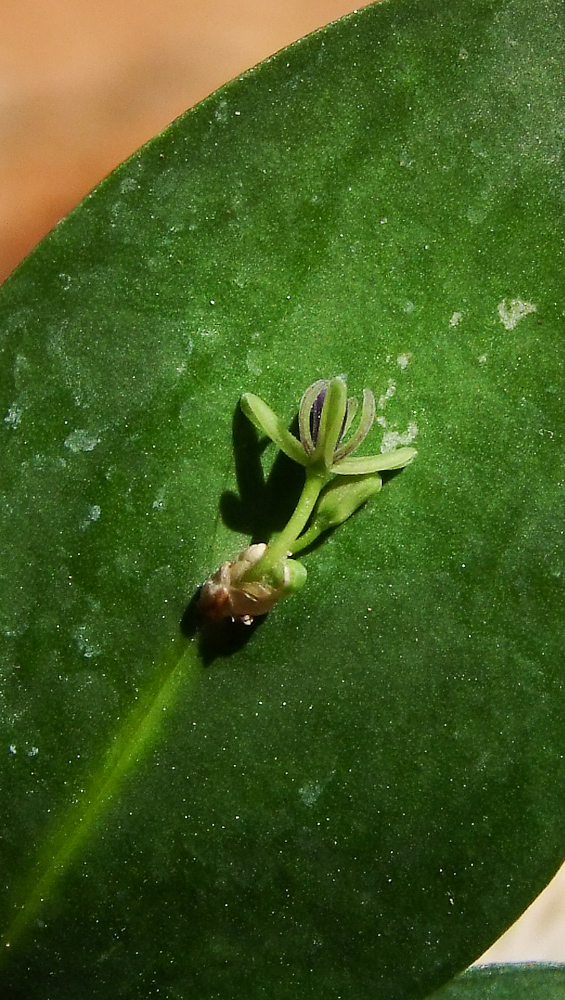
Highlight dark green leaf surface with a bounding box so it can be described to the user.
[0,0,564,997]
[430,965,565,999]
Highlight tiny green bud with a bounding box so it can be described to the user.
[277,557,308,595]
[313,474,383,531]
[290,475,382,553]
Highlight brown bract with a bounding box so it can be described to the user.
[198,543,287,625]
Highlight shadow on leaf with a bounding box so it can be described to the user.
[180,584,267,666]
[180,402,303,664]
[220,404,304,541]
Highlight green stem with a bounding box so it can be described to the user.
[289,522,324,555]
[244,468,327,579]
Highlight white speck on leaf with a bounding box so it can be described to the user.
[377,381,396,408]
[120,177,139,194]
[246,349,263,375]
[79,505,101,530]
[397,353,412,370]
[4,404,23,429]
[197,325,219,341]
[299,782,323,807]
[75,625,102,659]
[64,429,100,453]
[450,312,463,327]
[497,298,537,330]
[214,99,229,123]
[380,421,419,453]
[152,490,166,510]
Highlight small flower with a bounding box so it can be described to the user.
[199,377,418,626]
[241,376,417,476]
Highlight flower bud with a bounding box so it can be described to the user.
[311,474,383,532]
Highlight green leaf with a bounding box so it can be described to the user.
[0,0,564,996]
[428,965,565,999]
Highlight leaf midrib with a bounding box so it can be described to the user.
[0,634,200,961]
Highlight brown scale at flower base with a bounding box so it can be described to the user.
[198,544,290,625]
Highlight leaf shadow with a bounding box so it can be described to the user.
[220,404,304,542]
[180,591,267,666]
[180,401,304,666]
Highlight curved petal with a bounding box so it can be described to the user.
[333,388,375,462]
[332,447,417,475]
[342,396,359,438]
[240,393,309,466]
[313,377,348,468]
[298,379,328,454]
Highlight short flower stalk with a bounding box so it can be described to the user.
[198,376,417,625]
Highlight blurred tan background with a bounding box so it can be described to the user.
[0,0,361,283]
[1,0,563,965]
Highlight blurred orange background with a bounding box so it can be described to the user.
[1,0,564,965]
[0,0,360,284]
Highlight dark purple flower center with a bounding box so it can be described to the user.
[309,387,326,445]
[309,386,348,447]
